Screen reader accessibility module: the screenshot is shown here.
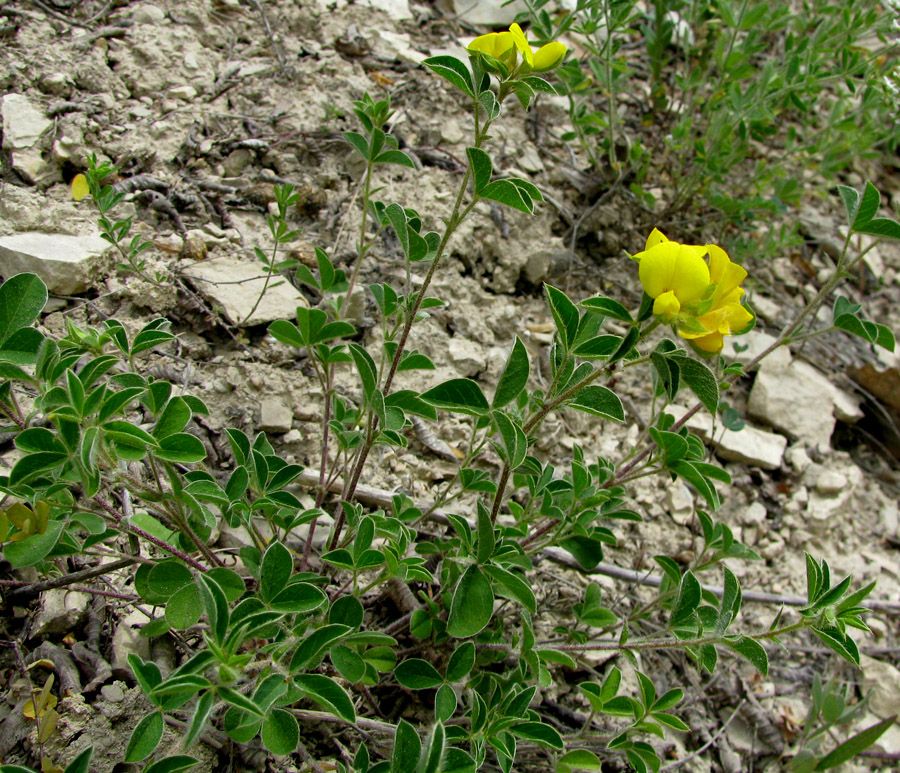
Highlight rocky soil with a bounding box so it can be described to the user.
[2,0,900,770]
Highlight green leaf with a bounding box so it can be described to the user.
[218,686,266,718]
[0,273,47,345]
[467,147,493,193]
[290,624,352,671]
[421,378,489,416]
[148,561,193,599]
[143,756,199,773]
[580,296,633,322]
[837,185,860,223]
[652,712,690,732]
[392,720,422,773]
[855,217,900,240]
[511,721,564,749]
[155,433,206,463]
[445,642,476,683]
[344,131,370,160]
[679,357,719,413]
[270,582,327,614]
[153,396,192,439]
[815,715,897,769]
[348,343,378,401]
[424,55,474,96]
[493,336,529,409]
[493,411,527,470]
[671,571,701,628]
[182,690,215,750]
[483,564,537,614]
[724,636,768,676]
[4,519,64,568]
[418,721,445,773]
[480,178,534,214]
[545,285,579,348]
[260,541,293,603]
[268,319,305,348]
[557,749,602,772]
[374,149,416,168]
[294,674,356,722]
[331,645,366,683]
[851,181,881,230]
[261,709,300,755]
[446,565,494,638]
[394,658,444,689]
[125,712,164,762]
[569,385,624,421]
[166,582,203,629]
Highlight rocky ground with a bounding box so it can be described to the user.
[2,0,900,770]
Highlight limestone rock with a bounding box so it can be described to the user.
[186,257,309,326]
[747,362,835,447]
[131,3,166,23]
[258,397,293,434]
[860,655,900,719]
[804,463,862,534]
[667,405,787,470]
[791,360,863,423]
[448,0,528,25]
[32,589,90,636]
[1,93,51,150]
[0,232,111,294]
[448,336,486,377]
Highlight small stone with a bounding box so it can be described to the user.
[451,0,527,25]
[112,609,150,670]
[785,445,812,473]
[32,589,90,636]
[180,235,207,261]
[259,398,293,434]
[814,470,848,495]
[861,655,900,718]
[522,250,553,285]
[440,118,464,145]
[100,683,125,703]
[518,145,545,174]
[132,3,166,23]
[10,147,59,184]
[0,232,110,294]
[722,330,790,372]
[666,481,694,525]
[741,501,767,526]
[283,429,303,444]
[168,85,198,101]
[1,93,51,150]
[187,256,309,326]
[880,503,899,538]
[448,337,486,377]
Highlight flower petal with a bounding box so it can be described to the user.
[644,227,669,251]
[509,23,534,66]
[707,244,747,301]
[653,290,681,319]
[670,247,711,303]
[532,41,566,71]
[468,31,515,58]
[71,173,90,202]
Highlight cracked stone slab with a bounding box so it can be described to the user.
[0,231,111,294]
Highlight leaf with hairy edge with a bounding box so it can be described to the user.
[125,712,164,762]
[391,720,421,773]
[424,56,474,96]
[678,357,718,413]
[816,715,897,769]
[0,273,47,345]
[671,571,701,629]
[467,147,493,194]
[261,709,300,755]
[294,674,355,722]
[446,565,493,638]
[493,336,529,409]
[394,658,444,689]
[569,385,625,421]
[421,378,489,415]
[724,636,768,676]
[143,756,199,773]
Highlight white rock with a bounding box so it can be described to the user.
[440,118,465,145]
[10,147,59,184]
[448,336,486,377]
[131,3,166,23]
[112,609,151,670]
[518,145,544,173]
[814,469,848,495]
[666,405,787,470]
[258,397,293,434]
[359,0,411,20]
[741,501,767,526]
[0,232,111,294]
[283,429,303,444]
[722,330,790,372]
[666,481,694,525]
[860,656,900,718]
[168,85,198,101]
[881,503,899,538]
[750,294,781,325]
[185,257,309,326]
[747,363,835,447]
[791,360,863,423]
[32,589,90,636]
[806,464,862,534]
[1,94,51,150]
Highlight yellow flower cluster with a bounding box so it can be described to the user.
[634,228,754,353]
[467,23,566,74]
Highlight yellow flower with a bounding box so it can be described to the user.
[634,229,754,353]
[509,23,534,68]
[634,229,710,321]
[71,173,90,201]
[468,31,515,60]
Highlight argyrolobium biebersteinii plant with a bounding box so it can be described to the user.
[3,13,900,771]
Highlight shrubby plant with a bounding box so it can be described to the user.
[3,20,900,773]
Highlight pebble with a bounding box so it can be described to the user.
[814,470,848,495]
[101,683,125,703]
